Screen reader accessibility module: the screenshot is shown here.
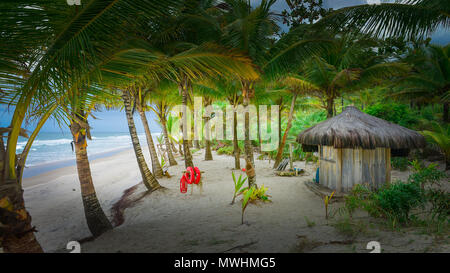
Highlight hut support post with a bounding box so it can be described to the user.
[336,148,342,193]
[386,149,391,185]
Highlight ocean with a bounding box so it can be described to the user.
[17,131,161,178]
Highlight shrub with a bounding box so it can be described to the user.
[374,181,424,223]
[408,160,446,187]
[364,103,418,128]
[340,162,447,227]
[391,157,409,171]
[217,146,234,155]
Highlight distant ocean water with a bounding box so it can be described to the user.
[17,131,160,178]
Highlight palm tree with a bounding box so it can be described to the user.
[0,0,180,252]
[148,83,179,166]
[272,75,320,168]
[421,121,450,170]
[320,0,450,40]
[121,89,162,191]
[132,85,163,178]
[220,0,279,186]
[392,44,449,122]
[141,0,259,168]
[296,35,410,118]
[60,90,113,237]
[193,79,228,161]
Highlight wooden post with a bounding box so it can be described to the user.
[386,148,391,185]
[336,148,342,193]
[289,143,293,171]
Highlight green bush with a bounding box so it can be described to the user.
[364,103,418,128]
[374,181,424,223]
[391,157,409,171]
[341,162,447,226]
[408,160,446,187]
[217,146,235,155]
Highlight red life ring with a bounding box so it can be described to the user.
[180,176,188,193]
[194,167,201,184]
[185,167,195,184]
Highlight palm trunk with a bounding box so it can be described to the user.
[138,108,163,178]
[0,97,43,252]
[122,90,161,191]
[326,97,334,118]
[242,82,256,187]
[257,106,261,152]
[179,80,194,168]
[204,116,213,161]
[70,121,113,237]
[273,93,297,169]
[233,110,240,169]
[171,140,178,153]
[161,119,177,166]
[178,142,184,156]
[0,178,43,253]
[194,140,200,149]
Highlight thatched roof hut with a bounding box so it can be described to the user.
[297,106,426,192]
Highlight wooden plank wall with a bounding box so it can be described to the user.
[319,146,390,192]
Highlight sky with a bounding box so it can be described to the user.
[1,0,448,134]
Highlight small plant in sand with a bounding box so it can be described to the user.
[241,187,254,225]
[240,185,272,203]
[324,191,335,220]
[231,172,247,205]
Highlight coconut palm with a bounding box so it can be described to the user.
[0,0,180,252]
[132,85,164,178]
[392,44,450,122]
[121,88,162,191]
[320,0,450,40]
[220,0,279,186]
[271,75,321,168]
[193,79,229,161]
[59,88,113,237]
[148,83,179,166]
[141,0,259,168]
[421,121,450,170]
[297,35,410,118]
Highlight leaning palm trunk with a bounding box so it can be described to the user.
[242,82,256,187]
[70,121,112,237]
[170,140,178,153]
[179,78,194,168]
[122,90,161,191]
[0,99,43,252]
[233,110,240,169]
[273,93,297,168]
[0,177,43,253]
[161,119,178,166]
[137,108,163,178]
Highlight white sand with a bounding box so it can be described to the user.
[23,149,449,253]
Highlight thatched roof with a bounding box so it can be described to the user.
[297,106,425,149]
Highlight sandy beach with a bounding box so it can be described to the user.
[22,148,449,253]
